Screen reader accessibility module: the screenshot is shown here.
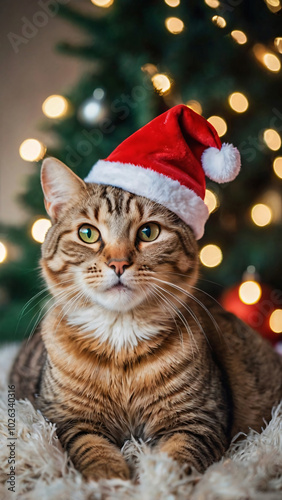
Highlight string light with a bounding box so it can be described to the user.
[90,0,114,7]
[274,37,282,54]
[19,139,46,162]
[207,116,227,137]
[263,52,281,72]
[31,219,52,243]
[42,95,69,119]
[228,92,249,113]
[205,0,220,7]
[269,309,282,333]
[204,189,218,214]
[199,244,223,268]
[239,281,262,305]
[164,0,180,7]
[212,16,226,28]
[165,17,184,34]
[273,157,282,178]
[263,129,281,151]
[0,242,7,263]
[151,74,171,94]
[231,30,247,45]
[265,0,281,13]
[186,100,202,115]
[251,203,272,227]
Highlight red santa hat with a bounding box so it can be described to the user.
[85,104,241,239]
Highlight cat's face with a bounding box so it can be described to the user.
[40,159,199,314]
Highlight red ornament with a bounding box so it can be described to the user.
[220,282,282,344]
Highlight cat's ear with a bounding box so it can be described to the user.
[41,157,86,221]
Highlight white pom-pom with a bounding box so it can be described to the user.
[201,143,241,183]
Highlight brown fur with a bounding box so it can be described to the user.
[10,159,282,481]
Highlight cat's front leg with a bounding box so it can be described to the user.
[59,426,130,481]
[155,431,226,473]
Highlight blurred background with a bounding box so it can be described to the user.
[0,0,281,347]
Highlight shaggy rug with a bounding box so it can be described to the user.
[0,343,281,500]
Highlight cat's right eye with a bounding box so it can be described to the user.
[78,224,100,244]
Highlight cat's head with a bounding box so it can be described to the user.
[40,158,199,314]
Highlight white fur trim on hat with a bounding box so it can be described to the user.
[201,143,241,183]
[85,160,209,240]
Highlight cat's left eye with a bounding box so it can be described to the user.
[137,222,160,242]
[78,224,100,244]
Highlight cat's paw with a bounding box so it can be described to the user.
[82,456,131,482]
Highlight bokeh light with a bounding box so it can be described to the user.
[205,0,220,7]
[273,157,282,178]
[186,100,202,115]
[228,92,249,113]
[231,30,247,45]
[165,17,184,34]
[269,309,282,333]
[274,37,282,54]
[42,95,69,119]
[263,129,281,151]
[204,189,218,214]
[199,244,223,268]
[212,16,226,28]
[90,0,114,7]
[251,203,272,227]
[0,242,7,263]
[239,281,262,305]
[19,139,46,162]
[151,74,171,94]
[164,0,180,7]
[207,116,227,137]
[262,53,281,72]
[31,219,52,243]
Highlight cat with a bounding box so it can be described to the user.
[10,157,282,481]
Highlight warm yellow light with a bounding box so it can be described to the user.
[90,0,114,7]
[239,281,262,305]
[273,157,282,178]
[199,244,222,268]
[212,15,226,28]
[269,309,282,333]
[228,92,249,113]
[231,30,247,45]
[164,0,180,7]
[31,219,52,243]
[266,0,280,7]
[165,17,184,34]
[151,74,171,95]
[251,204,272,227]
[263,53,281,72]
[42,95,69,119]
[186,100,202,115]
[207,116,227,137]
[0,242,7,263]
[274,37,282,54]
[263,129,281,151]
[19,139,46,162]
[205,0,220,7]
[204,189,218,214]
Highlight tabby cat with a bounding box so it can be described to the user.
[10,157,282,481]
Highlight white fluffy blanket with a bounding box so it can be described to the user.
[0,343,281,500]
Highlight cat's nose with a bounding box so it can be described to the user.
[107,259,131,277]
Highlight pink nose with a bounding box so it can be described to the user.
[108,260,130,277]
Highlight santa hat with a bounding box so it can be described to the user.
[85,104,241,239]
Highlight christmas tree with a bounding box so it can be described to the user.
[0,0,282,343]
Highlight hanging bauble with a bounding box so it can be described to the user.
[220,267,282,344]
[77,88,108,126]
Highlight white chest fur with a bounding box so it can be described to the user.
[67,306,161,351]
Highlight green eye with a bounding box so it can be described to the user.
[78,224,100,244]
[138,223,160,242]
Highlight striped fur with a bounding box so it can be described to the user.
[10,160,282,481]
